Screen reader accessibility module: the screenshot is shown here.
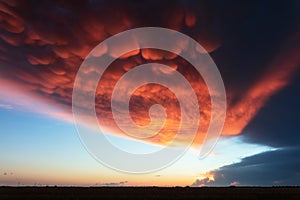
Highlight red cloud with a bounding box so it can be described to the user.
[0,1,299,147]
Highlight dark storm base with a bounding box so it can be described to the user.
[1,186,299,200]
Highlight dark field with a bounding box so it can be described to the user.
[0,186,299,200]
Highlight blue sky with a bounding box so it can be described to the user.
[0,105,274,186]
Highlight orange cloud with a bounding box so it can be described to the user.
[0,1,299,149]
[141,49,178,60]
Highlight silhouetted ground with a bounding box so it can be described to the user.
[0,186,300,200]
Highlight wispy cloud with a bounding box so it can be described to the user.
[0,103,13,110]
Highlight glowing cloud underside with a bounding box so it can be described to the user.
[0,1,299,147]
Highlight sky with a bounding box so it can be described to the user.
[0,0,299,186]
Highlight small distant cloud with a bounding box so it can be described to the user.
[2,172,13,176]
[191,172,215,187]
[191,178,211,187]
[191,173,215,187]
[272,180,283,185]
[230,181,239,186]
[98,181,128,186]
[0,103,13,110]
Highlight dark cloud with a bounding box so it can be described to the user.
[243,72,300,148]
[196,73,300,186]
[211,0,299,90]
[204,148,300,186]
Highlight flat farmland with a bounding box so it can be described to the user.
[0,186,299,200]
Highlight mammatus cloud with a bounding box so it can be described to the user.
[0,1,299,147]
